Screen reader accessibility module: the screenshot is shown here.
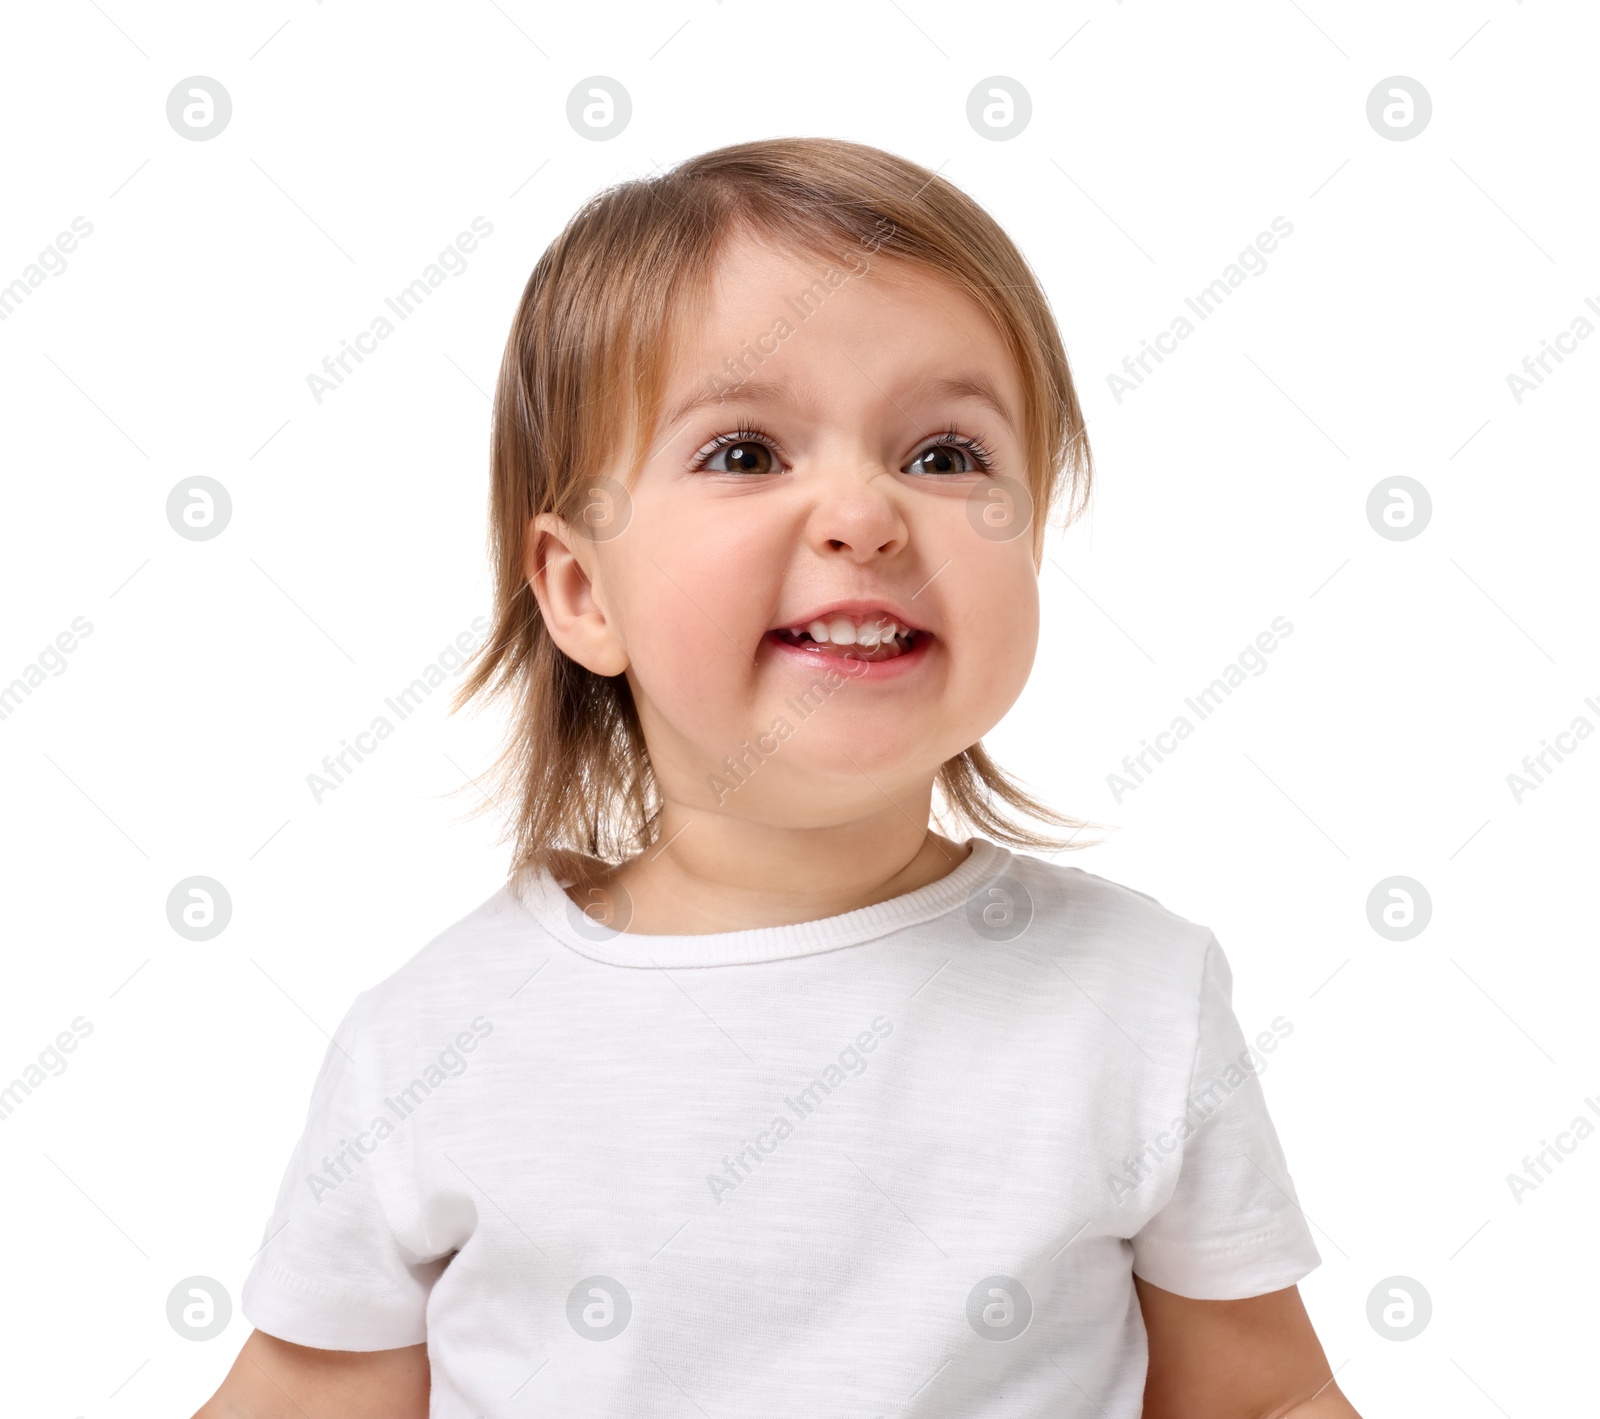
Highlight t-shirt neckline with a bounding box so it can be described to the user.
[519,836,1014,968]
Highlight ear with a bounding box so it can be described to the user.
[526,513,630,676]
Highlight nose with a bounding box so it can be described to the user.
[804,461,909,562]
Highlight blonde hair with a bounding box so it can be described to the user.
[450,137,1101,889]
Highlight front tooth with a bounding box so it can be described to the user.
[856,621,882,648]
[807,619,831,642]
[827,616,858,645]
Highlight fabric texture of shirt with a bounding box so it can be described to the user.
[240,836,1320,1416]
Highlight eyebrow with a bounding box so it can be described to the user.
[920,374,1020,435]
[661,370,1020,437]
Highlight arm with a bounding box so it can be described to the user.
[1136,1278,1361,1419]
[193,1329,428,1419]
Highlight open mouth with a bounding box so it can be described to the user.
[767,613,924,663]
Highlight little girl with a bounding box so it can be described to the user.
[200,138,1359,1417]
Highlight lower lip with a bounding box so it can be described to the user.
[762,631,933,682]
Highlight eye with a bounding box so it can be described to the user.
[905,427,997,476]
[689,426,783,475]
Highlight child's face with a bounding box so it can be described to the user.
[535,230,1040,827]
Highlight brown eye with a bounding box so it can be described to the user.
[717,439,773,474]
[908,442,982,476]
[694,430,782,475]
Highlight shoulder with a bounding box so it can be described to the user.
[995,851,1220,1004]
[1000,852,1214,951]
[342,883,540,1046]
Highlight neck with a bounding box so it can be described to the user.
[574,792,972,935]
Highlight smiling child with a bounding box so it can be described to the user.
[199,137,1359,1419]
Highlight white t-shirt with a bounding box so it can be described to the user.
[241,837,1319,1416]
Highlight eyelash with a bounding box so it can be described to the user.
[688,422,997,475]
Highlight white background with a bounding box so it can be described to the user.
[1,0,1595,1414]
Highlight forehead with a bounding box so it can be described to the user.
[694,228,997,336]
[662,227,1024,419]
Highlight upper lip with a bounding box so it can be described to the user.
[772,599,928,635]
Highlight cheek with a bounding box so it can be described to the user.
[613,517,772,708]
[955,545,1039,691]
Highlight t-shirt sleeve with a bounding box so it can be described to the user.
[1129,935,1322,1301]
[240,990,445,1349]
